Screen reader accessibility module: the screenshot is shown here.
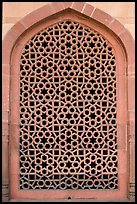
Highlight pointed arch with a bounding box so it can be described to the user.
[2,2,134,67]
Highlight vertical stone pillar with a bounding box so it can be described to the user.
[127,70,135,201]
[2,63,10,201]
[128,121,135,202]
[2,58,10,201]
[2,112,9,202]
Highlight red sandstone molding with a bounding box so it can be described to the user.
[82,3,94,16]
[71,2,85,12]
[91,8,114,26]
[127,76,135,111]
[2,2,135,202]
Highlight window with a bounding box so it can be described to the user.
[20,19,118,191]
[2,3,134,202]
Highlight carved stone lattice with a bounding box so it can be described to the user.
[20,20,118,190]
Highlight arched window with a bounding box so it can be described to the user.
[2,2,135,202]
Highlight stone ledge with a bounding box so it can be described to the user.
[9,198,130,202]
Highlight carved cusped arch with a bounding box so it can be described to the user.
[2,2,135,202]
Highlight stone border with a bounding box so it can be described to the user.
[2,2,135,202]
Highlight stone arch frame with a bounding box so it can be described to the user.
[2,2,135,202]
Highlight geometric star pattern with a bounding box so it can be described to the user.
[19,20,118,190]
